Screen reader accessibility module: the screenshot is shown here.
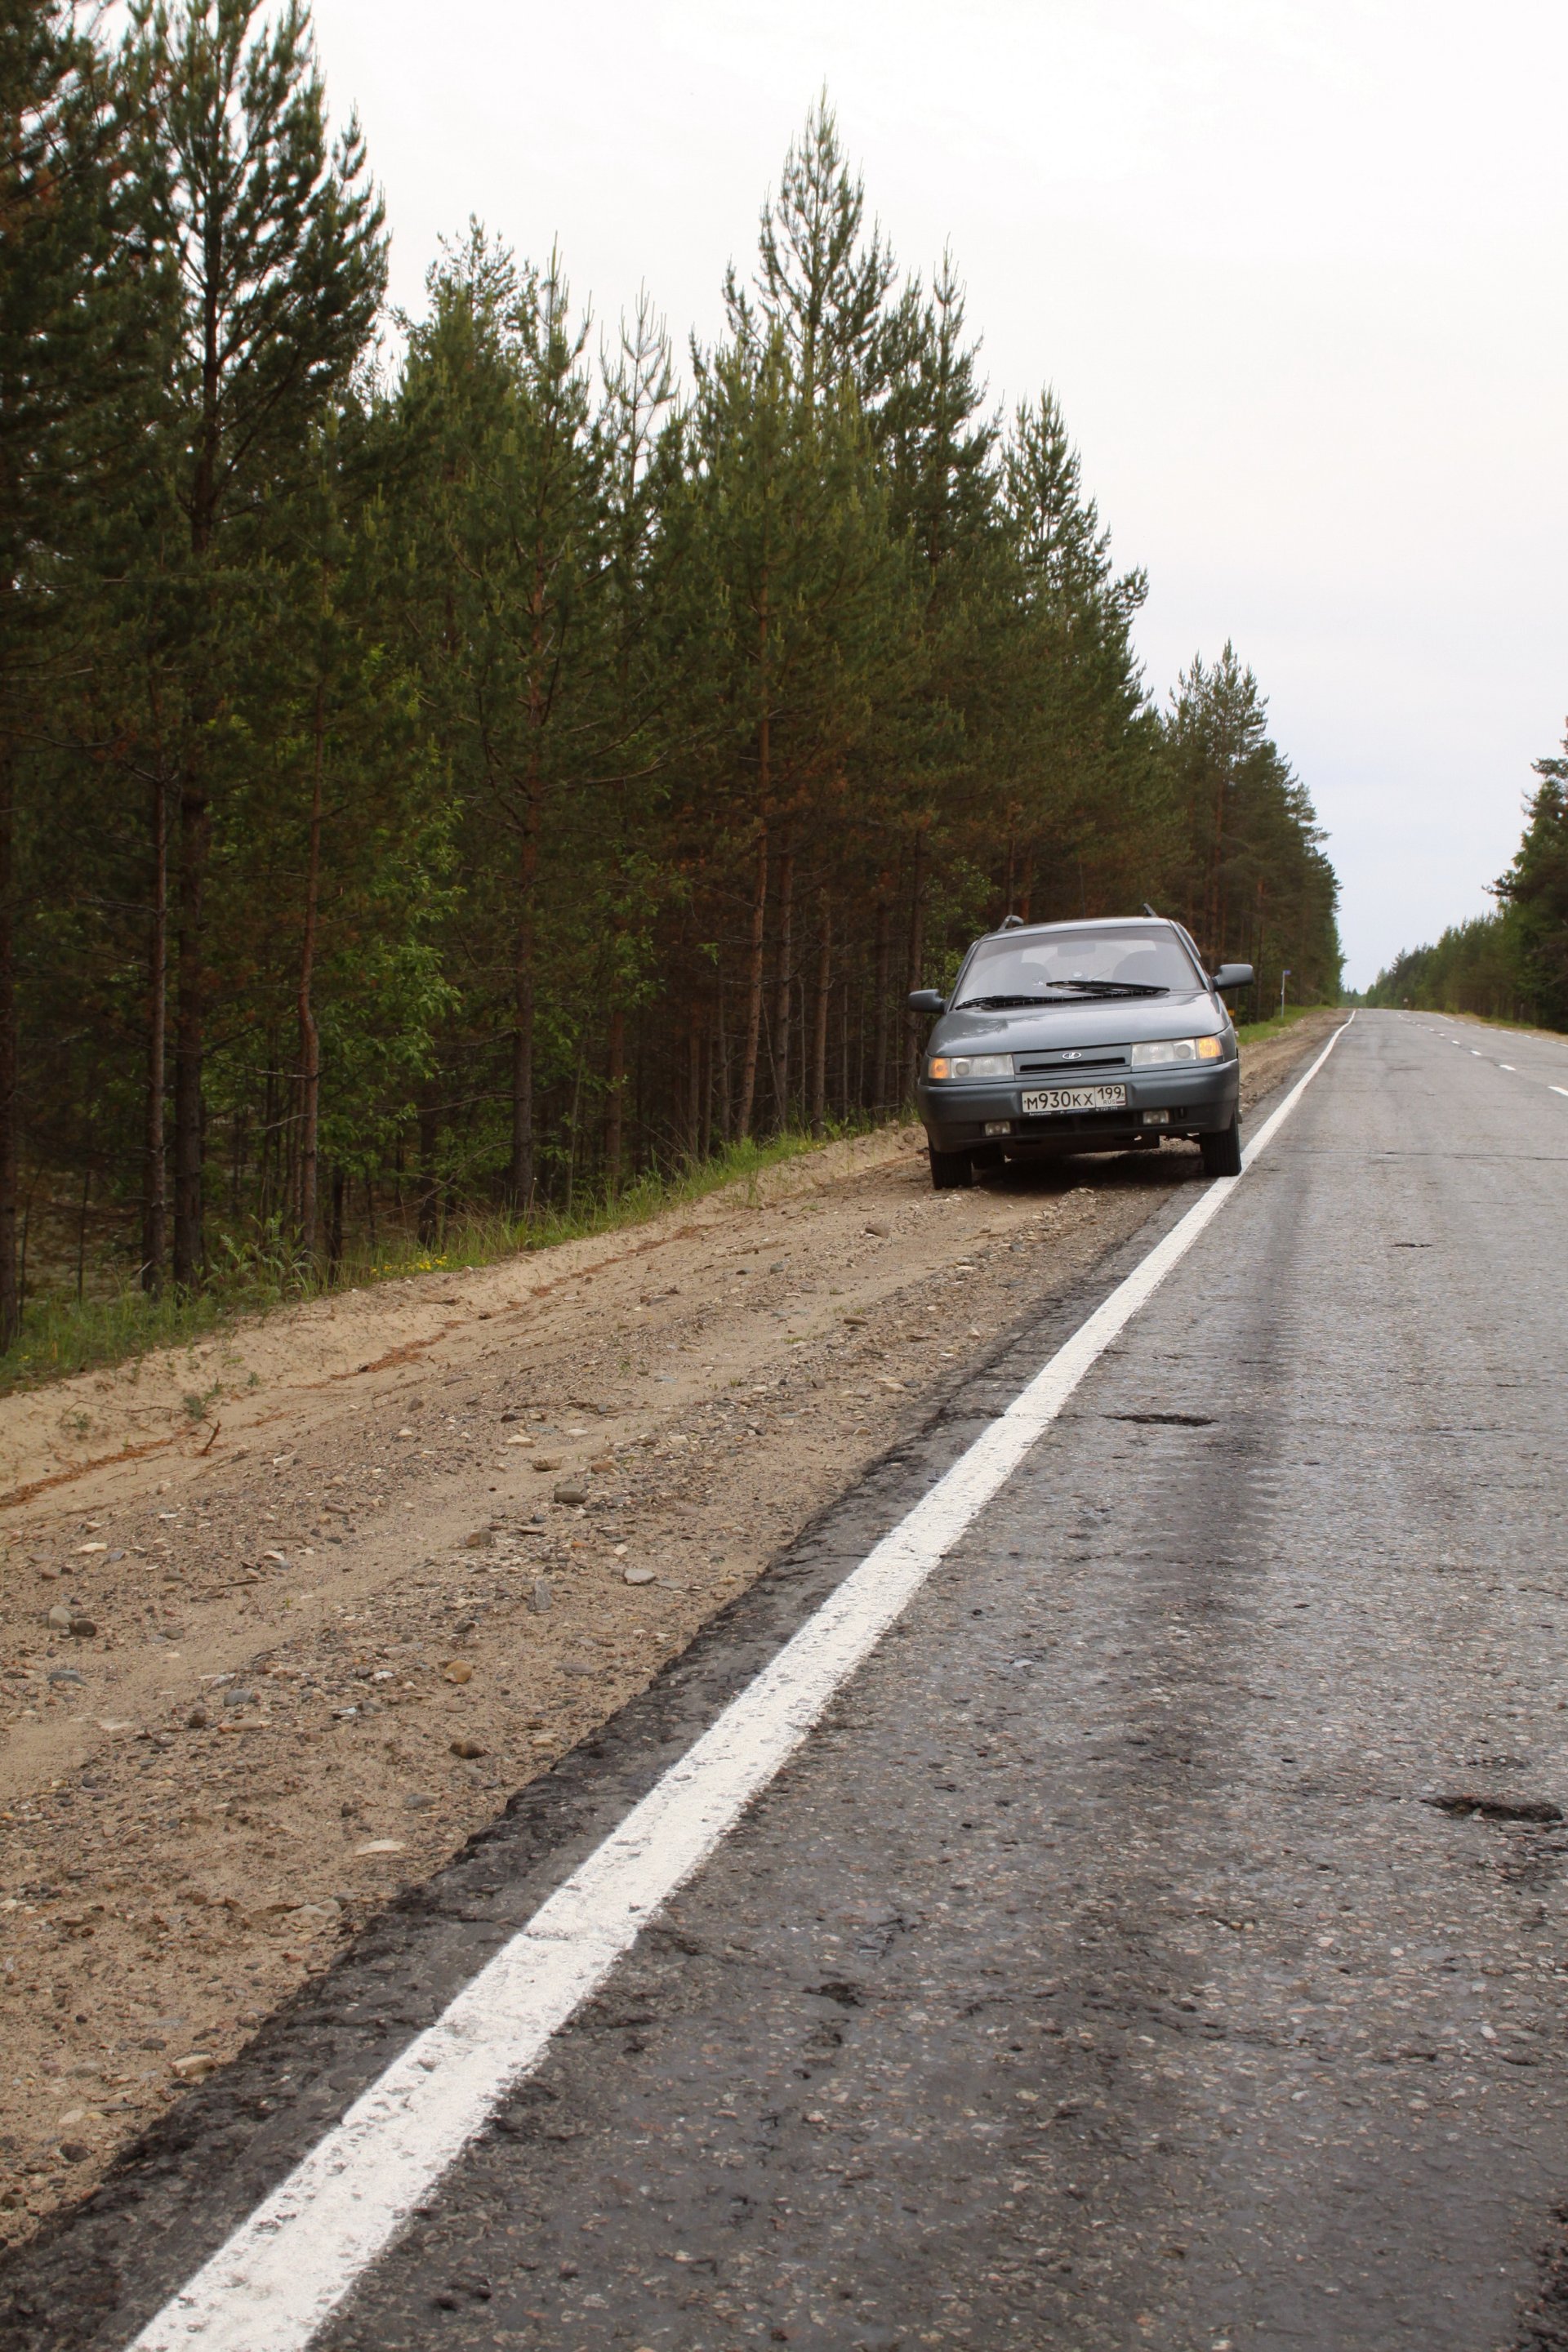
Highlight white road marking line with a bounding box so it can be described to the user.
[1553,1087,1568,1100]
[127,1018,1354,2352]
[1500,1064,1516,1071]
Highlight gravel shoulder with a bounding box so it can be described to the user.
[0,1013,1340,2240]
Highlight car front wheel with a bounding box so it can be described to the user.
[929,1145,973,1190]
[1200,1113,1243,1177]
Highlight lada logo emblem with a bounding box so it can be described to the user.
[1061,1050,1081,1061]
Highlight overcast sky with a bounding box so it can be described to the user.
[309,0,1566,989]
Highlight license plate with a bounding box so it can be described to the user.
[1021,1084,1128,1114]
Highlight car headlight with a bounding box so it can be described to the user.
[1129,1036,1224,1066]
[928,1054,1013,1080]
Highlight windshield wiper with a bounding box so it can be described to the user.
[953,992,1062,1010]
[954,981,1169,1009]
[1054,978,1169,998]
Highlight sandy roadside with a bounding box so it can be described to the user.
[0,1013,1341,2236]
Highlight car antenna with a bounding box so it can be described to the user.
[1142,902,1160,918]
[1000,912,1025,930]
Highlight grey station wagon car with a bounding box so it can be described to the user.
[910,915,1253,1190]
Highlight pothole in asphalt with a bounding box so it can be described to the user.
[1423,1793,1565,1824]
[1107,1412,1214,1428]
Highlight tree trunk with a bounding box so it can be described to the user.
[1205,758,1227,955]
[417,1096,440,1245]
[871,894,891,1111]
[259,1053,278,1228]
[687,1004,703,1160]
[809,894,831,1137]
[905,831,928,1100]
[605,1005,626,1192]
[737,822,768,1138]
[174,228,224,1291]
[564,1047,586,1211]
[75,1166,90,1302]
[327,1162,345,1277]
[141,767,167,1294]
[737,577,772,1142]
[296,677,324,1265]
[172,764,209,1286]
[510,789,538,1209]
[0,747,18,1349]
[700,1017,714,1158]
[512,508,558,1210]
[773,830,794,1126]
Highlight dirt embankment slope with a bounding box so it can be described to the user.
[0,1013,1339,2235]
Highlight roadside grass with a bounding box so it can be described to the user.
[0,1006,1361,1403]
[2,1285,240,1403]
[1234,1003,1340,1047]
[0,1124,866,1401]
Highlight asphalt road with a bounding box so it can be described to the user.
[10,1007,1568,2352]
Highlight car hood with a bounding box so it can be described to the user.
[929,988,1226,1056]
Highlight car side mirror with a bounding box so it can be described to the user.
[1211,964,1254,991]
[907,989,947,1015]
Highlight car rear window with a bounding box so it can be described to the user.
[956,924,1200,1000]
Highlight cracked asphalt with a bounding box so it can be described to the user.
[8,1007,1568,2352]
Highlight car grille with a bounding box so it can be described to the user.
[1015,1051,1129,1072]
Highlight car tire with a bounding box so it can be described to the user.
[929,1146,973,1190]
[1200,1113,1242,1178]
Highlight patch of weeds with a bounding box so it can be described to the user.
[0,1120,879,1400]
[1233,1004,1339,1046]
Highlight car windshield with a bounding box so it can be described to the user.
[954,924,1200,1006]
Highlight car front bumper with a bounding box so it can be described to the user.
[916,1058,1240,1155]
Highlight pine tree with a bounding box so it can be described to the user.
[1162,644,1339,1005]
[127,0,385,1282]
[595,290,678,1184]
[996,390,1162,920]
[0,2,140,1339]
[1495,737,1568,1025]
[743,92,895,411]
[394,229,601,1207]
[679,313,909,1135]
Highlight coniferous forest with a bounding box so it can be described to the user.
[0,0,1341,1343]
[1367,731,1568,1026]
